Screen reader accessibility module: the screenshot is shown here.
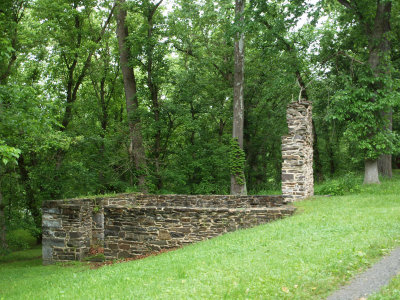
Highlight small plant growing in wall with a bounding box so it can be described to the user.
[84,253,105,262]
[93,198,101,213]
[85,241,105,262]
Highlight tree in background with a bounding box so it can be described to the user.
[321,0,400,184]
[248,0,323,185]
[0,0,25,85]
[166,0,234,194]
[0,143,21,250]
[230,0,247,195]
[127,0,172,191]
[116,0,148,191]
[33,0,115,198]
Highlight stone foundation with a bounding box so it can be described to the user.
[42,102,315,264]
[42,194,295,264]
[281,101,314,201]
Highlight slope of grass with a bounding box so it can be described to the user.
[1,172,400,299]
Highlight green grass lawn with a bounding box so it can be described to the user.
[370,274,400,300]
[0,246,42,263]
[1,172,400,299]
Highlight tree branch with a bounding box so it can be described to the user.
[260,19,293,52]
[337,0,352,9]
[337,0,371,34]
[62,53,71,70]
[174,42,231,83]
[105,64,120,108]
[154,0,163,11]
[73,4,116,96]
[95,3,116,44]
[338,50,365,64]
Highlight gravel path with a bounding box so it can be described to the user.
[327,247,400,300]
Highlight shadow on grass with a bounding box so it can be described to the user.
[0,246,42,264]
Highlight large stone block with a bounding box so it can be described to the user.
[43,219,62,228]
[42,245,53,265]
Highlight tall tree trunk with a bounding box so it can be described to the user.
[364,160,380,184]
[328,137,336,176]
[378,154,392,177]
[187,102,197,192]
[231,0,247,195]
[378,109,392,177]
[18,155,41,242]
[0,36,17,85]
[116,0,147,192]
[0,2,23,85]
[364,1,392,184]
[146,2,163,190]
[99,77,108,193]
[312,120,323,182]
[218,119,225,142]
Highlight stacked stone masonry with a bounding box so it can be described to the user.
[42,199,93,263]
[42,103,314,264]
[281,101,314,201]
[42,194,295,264]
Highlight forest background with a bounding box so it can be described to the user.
[0,0,399,249]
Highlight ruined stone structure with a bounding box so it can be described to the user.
[42,101,314,264]
[42,194,295,264]
[281,101,314,201]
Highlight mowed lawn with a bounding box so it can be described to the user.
[1,174,400,299]
[370,274,400,300]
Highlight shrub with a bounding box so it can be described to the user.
[315,173,362,196]
[6,229,37,251]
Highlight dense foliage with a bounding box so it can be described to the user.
[0,0,399,246]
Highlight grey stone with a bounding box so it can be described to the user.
[50,238,65,247]
[282,173,294,181]
[42,219,61,228]
[47,208,60,214]
[42,245,53,263]
[158,230,171,240]
[69,232,82,239]
[104,229,119,236]
[170,232,185,238]
[118,251,131,259]
[93,213,104,226]
[67,240,83,247]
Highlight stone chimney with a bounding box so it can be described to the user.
[281,101,314,202]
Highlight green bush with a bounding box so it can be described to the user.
[315,173,362,196]
[6,229,37,251]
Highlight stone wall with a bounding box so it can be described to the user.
[103,200,293,260]
[42,199,93,265]
[42,102,315,264]
[42,194,295,264]
[281,101,314,201]
[106,194,286,208]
